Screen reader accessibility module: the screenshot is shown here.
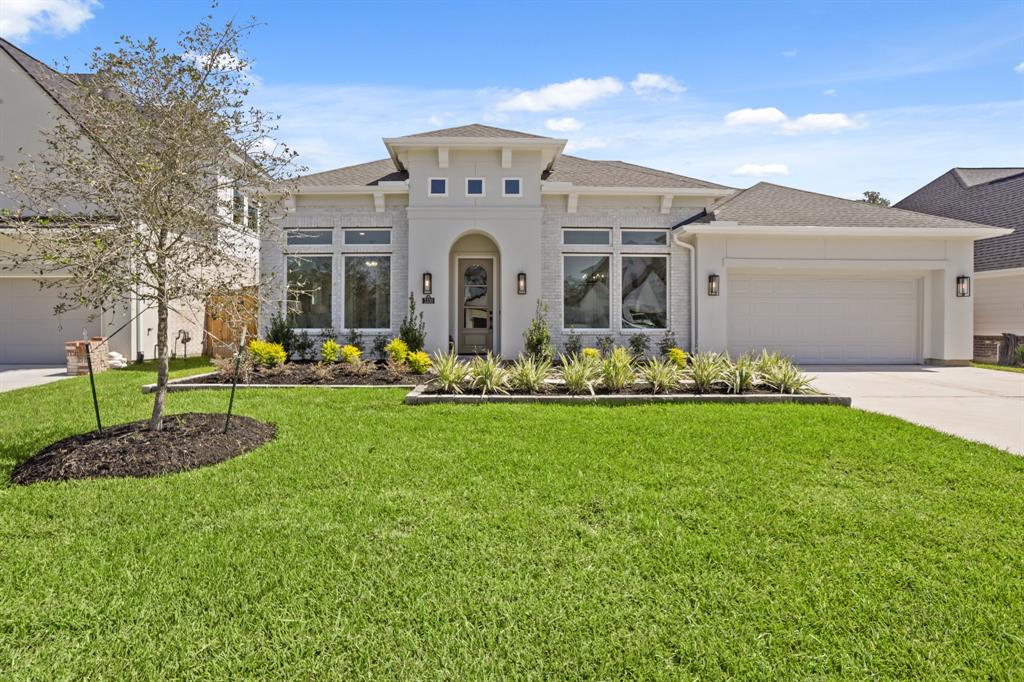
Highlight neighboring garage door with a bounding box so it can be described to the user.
[0,278,100,364]
[727,273,920,363]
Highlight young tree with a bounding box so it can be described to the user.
[858,190,891,207]
[4,16,298,430]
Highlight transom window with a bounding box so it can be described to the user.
[286,229,333,246]
[503,178,522,197]
[429,178,447,196]
[287,256,332,329]
[344,228,391,245]
[621,229,669,246]
[563,254,610,329]
[622,256,668,329]
[466,178,485,196]
[345,255,391,329]
[563,228,611,246]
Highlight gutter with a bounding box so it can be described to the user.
[671,226,697,353]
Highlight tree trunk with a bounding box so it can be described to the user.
[149,295,169,431]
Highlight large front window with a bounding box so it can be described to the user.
[563,255,610,328]
[287,256,332,329]
[345,256,391,329]
[622,256,667,329]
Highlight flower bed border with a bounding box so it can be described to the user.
[141,372,416,394]
[404,384,851,406]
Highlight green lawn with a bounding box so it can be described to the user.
[1,361,1022,679]
[972,361,1024,374]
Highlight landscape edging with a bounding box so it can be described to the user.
[141,372,416,393]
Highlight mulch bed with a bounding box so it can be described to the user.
[10,413,276,486]
[193,361,416,386]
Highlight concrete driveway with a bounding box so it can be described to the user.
[807,365,1024,455]
[0,365,70,393]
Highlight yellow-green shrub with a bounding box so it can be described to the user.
[581,347,601,361]
[406,350,431,374]
[384,338,409,363]
[321,339,341,363]
[341,344,361,364]
[248,339,287,368]
[667,347,688,368]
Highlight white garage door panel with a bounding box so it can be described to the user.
[0,279,99,364]
[728,274,920,364]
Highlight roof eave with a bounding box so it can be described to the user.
[541,183,735,197]
[680,224,1013,239]
[384,136,568,173]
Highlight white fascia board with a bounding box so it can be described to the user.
[974,266,1024,279]
[723,257,949,271]
[681,224,1012,239]
[541,184,735,198]
[293,181,410,196]
[384,136,568,172]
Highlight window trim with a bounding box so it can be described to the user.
[562,227,612,246]
[465,177,486,197]
[428,177,448,197]
[561,252,613,332]
[343,227,392,246]
[502,177,522,197]
[343,253,392,332]
[286,254,333,332]
[621,253,670,331]
[620,228,670,246]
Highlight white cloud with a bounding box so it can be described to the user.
[780,112,862,134]
[184,51,250,72]
[565,137,609,152]
[630,73,685,95]
[496,77,623,112]
[782,49,798,58]
[724,107,789,126]
[732,163,790,176]
[1015,62,1024,74]
[545,117,584,132]
[824,88,838,96]
[0,0,97,42]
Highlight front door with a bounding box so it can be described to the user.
[458,258,493,354]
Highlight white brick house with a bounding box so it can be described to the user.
[261,124,1009,364]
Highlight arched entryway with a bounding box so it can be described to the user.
[449,232,500,355]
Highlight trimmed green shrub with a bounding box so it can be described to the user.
[399,293,427,352]
[341,344,361,364]
[563,328,583,357]
[523,299,555,361]
[321,339,341,363]
[385,338,409,364]
[658,330,678,357]
[406,350,431,375]
[345,327,364,351]
[248,339,287,368]
[596,335,615,357]
[292,331,315,360]
[265,312,296,358]
[628,334,651,359]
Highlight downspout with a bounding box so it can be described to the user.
[673,233,697,353]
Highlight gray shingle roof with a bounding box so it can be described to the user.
[395,124,552,139]
[894,168,1024,271]
[0,38,86,120]
[544,155,733,190]
[294,159,407,187]
[702,182,1005,230]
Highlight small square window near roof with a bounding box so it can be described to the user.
[429,178,447,195]
[503,178,521,196]
[467,178,484,196]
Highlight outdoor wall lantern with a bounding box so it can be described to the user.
[422,272,432,296]
[955,275,970,298]
[707,274,720,296]
[517,272,527,295]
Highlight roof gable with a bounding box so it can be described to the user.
[395,124,552,139]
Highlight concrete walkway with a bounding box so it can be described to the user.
[0,365,71,393]
[807,365,1024,455]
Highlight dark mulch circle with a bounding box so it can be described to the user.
[10,413,276,486]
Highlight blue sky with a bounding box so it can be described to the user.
[4,0,1023,199]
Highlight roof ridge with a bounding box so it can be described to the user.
[397,123,553,139]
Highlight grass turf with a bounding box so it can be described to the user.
[971,361,1024,374]
[1,360,1022,679]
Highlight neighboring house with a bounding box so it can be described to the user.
[262,125,1008,365]
[0,38,256,365]
[895,168,1024,360]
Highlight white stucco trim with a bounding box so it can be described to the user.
[975,267,1024,279]
[682,224,1011,239]
[722,258,950,271]
[542,183,735,199]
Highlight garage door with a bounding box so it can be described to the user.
[727,273,920,364]
[0,279,100,364]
